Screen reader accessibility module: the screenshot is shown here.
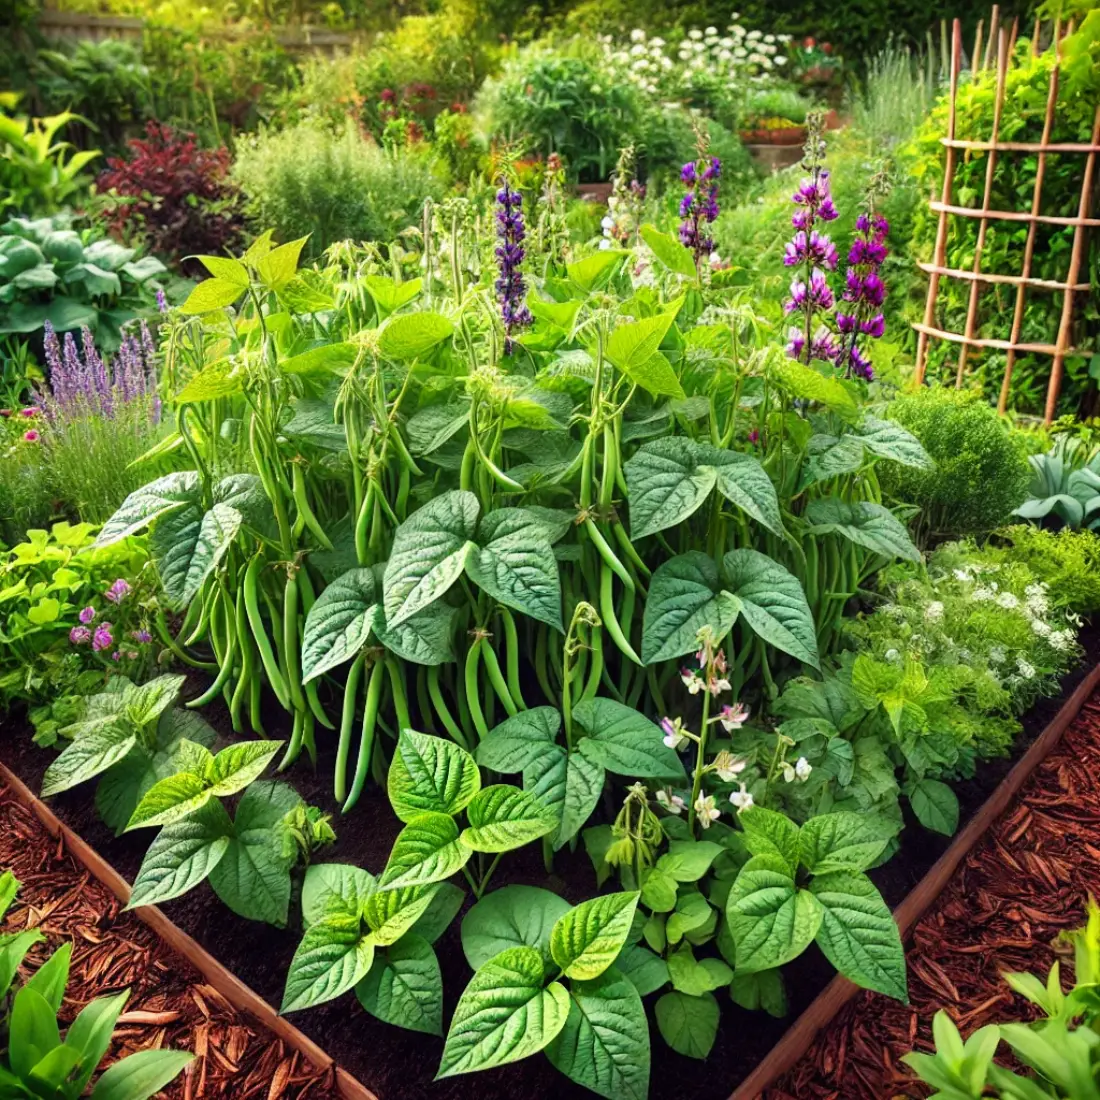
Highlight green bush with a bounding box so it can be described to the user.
[993,525,1100,616]
[231,118,444,257]
[878,387,1032,542]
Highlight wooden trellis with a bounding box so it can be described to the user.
[913,9,1100,423]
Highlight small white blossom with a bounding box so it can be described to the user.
[953,568,973,582]
[1017,657,1036,679]
[688,28,702,39]
[713,750,747,782]
[884,648,900,662]
[661,716,689,750]
[989,645,1006,665]
[924,601,945,623]
[717,701,750,731]
[694,794,721,828]
[996,592,1020,610]
[1050,629,1075,651]
[681,668,705,694]
[630,27,646,41]
[973,586,995,601]
[656,789,685,815]
[1031,618,1052,637]
[708,675,732,696]
[795,757,812,781]
[729,783,754,814]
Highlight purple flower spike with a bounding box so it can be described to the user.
[678,153,722,275]
[495,181,532,354]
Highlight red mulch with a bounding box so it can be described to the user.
[765,695,1100,1100]
[0,784,341,1100]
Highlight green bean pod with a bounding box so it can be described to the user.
[599,563,642,665]
[292,463,335,550]
[243,555,291,709]
[497,608,527,710]
[480,639,517,718]
[280,709,304,771]
[282,572,307,714]
[155,610,217,671]
[427,665,470,749]
[464,637,490,742]
[335,652,366,802]
[385,655,412,735]
[344,659,385,813]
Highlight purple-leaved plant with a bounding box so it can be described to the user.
[494,181,532,354]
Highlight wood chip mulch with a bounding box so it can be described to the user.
[765,694,1100,1100]
[0,784,341,1100]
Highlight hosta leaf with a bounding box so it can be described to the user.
[476,707,562,773]
[654,990,719,1060]
[207,740,283,796]
[857,416,932,469]
[550,892,640,981]
[42,727,137,798]
[364,883,442,946]
[726,855,822,973]
[378,311,453,361]
[721,549,820,669]
[437,947,570,1078]
[810,871,907,1001]
[624,439,716,539]
[387,731,481,824]
[805,498,920,563]
[380,813,471,890]
[154,502,242,610]
[301,863,377,927]
[546,969,651,1100]
[466,508,563,630]
[573,698,686,780]
[524,747,604,850]
[95,472,200,546]
[300,568,377,682]
[640,551,741,665]
[127,800,233,909]
[461,885,571,970]
[798,812,895,874]
[125,772,211,831]
[383,490,479,626]
[281,914,375,1012]
[460,784,556,853]
[356,934,442,1035]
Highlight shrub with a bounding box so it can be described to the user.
[232,117,443,257]
[878,387,1032,542]
[96,122,244,273]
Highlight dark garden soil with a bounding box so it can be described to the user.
[2,625,1098,1100]
[0,783,340,1100]
[763,689,1100,1100]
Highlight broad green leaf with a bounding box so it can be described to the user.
[654,990,719,1059]
[546,968,651,1100]
[550,892,640,981]
[805,498,920,563]
[722,549,820,669]
[729,969,788,1017]
[726,855,822,972]
[667,944,732,995]
[655,841,723,883]
[476,707,561,773]
[380,813,471,890]
[280,342,358,376]
[665,892,714,945]
[0,872,19,924]
[810,871,908,1001]
[379,311,454,361]
[301,863,378,927]
[437,947,570,1078]
[387,730,481,824]
[197,255,248,285]
[624,438,715,539]
[42,727,137,797]
[799,434,867,490]
[153,501,242,610]
[364,883,442,946]
[180,277,244,314]
[739,807,801,875]
[640,224,696,278]
[364,274,422,316]
[857,415,932,469]
[640,551,740,665]
[256,236,308,288]
[616,945,670,997]
[467,508,563,630]
[89,1049,194,1100]
[125,772,211,830]
[124,675,186,729]
[641,867,678,913]
[405,402,470,456]
[567,250,627,292]
[573,698,685,780]
[281,913,375,1012]
[527,293,581,329]
[605,312,683,398]
[798,811,895,874]
[409,881,465,944]
[356,934,442,1035]
[774,359,858,420]
[383,491,479,626]
[176,359,244,403]
[526,748,605,850]
[704,445,785,536]
[240,229,274,267]
[908,779,959,836]
[206,739,283,796]
[10,987,60,1077]
[127,800,233,909]
[95,472,200,546]
[624,352,686,399]
[374,601,455,667]
[460,785,556,853]
[461,885,571,970]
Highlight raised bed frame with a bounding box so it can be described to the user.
[3,664,1099,1100]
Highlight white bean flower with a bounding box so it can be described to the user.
[656,789,685,815]
[713,750,748,782]
[694,794,721,828]
[631,28,646,41]
[688,28,703,39]
[729,783,754,814]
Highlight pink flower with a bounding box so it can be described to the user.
[69,625,92,645]
[131,629,153,644]
[20,406,39,418]
[718,702,750,732]
[23,430,39,443]
[104,579,132,604]
[78,606,96,624]
[92,623,114,652]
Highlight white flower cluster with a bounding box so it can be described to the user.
[598,20,789,101]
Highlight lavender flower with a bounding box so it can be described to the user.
[155,287,168,313]
[131,628,153,644]
[92,623,113,652]
[494,181,532,354]
[69,625,92,645]
[105,578,132,604]
[678,154,721,275]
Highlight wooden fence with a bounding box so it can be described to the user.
[913,7,1100,423]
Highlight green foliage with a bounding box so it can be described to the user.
[0,522,156,709]
[0,214,166,353]
[878,387,1032,542]
[231,118,444,258]
[993,525,1100,615]
[0,872,193,1099]
[903,899,1100,1099]
[1014,437,1100,532]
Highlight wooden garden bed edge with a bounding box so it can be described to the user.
[0,759,379,1100]
[728,658,1100,1100]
